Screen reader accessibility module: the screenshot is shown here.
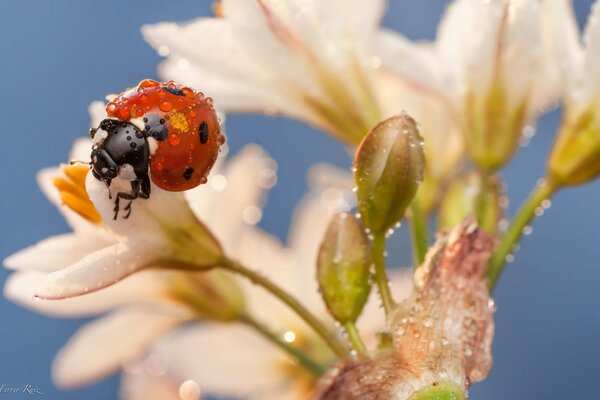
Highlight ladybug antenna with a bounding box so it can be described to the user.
[69,160,91,166]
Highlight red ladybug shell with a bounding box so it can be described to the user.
[106,79,223,191]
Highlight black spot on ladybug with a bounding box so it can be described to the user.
[199,121,209,144]
[163,87,185,96]
[183,167,194,180]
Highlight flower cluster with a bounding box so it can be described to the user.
[5,0,600,399]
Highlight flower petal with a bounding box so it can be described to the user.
[583,0,600,103]
[144,0,387,142]
[538,0,583,106]
[376,29,445,97]
[34,242,161,300]
[53,307,188,388]
[153,324,288,399]
[186,144,276,255]
[3,233,106,272]
[5,270,170,317]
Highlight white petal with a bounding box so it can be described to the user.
[3,233,111,272]
[120,369,181,400]
[537,0,583,106]
[154,324,287,398]
[376,29,445,96]
[85,173,202,244]
[583,0,600,103]
[5,270,170,318]
[34,242,161,300]
[436,0,505,100]
[53,307,188,388]
[186,144,275,254]
[88,101,108,128]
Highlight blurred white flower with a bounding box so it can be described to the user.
[142,0,465,210]
[548,1,600,186]
[378,0,573,170]
[142,0,387,144]
[119,164,411,400]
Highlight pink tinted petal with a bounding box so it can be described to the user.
[34,242,161,300]
[53,307,188,388]
[5,270,169,318]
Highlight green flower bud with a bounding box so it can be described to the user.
[548,107,600,186]
[354,114,425,234]
[317,212,372,324]
[439,172,505,234]
[170,270,245,322]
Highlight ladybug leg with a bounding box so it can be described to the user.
[138,173,151,200]
[113,196,120,220]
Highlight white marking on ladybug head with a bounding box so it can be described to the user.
[129,117,146,132]
[118,163,137,181]
[147,137,158,155]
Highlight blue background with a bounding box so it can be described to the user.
[0,1,598,399]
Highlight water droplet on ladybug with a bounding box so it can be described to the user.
[159,101,172,112]
[168,134,181,146]
[119,106,130,119]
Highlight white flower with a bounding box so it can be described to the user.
[119,165,412,399]
[378,0,573,170]
[5,102,222,302]
[548,0,600,186]
[142,0,387,144]
[3,104,280,388]
[142,0,470,206]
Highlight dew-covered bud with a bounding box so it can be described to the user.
[169,270,245,322]
[354,114,425,235]
[315,220,496,400]
[548,108,600,186]
[317,212,372,325]
[439,172,505,234]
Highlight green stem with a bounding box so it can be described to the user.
[240,315,326,376]
[475,168,498,234]
[371,233,395,316]
[220,257,348,358]
[487,179,558,291]
[409,201,428,267]
[343,322,367,355]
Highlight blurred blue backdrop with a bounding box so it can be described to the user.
[0,1,598,399]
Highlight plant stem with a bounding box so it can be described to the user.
[487,179,558,291]
[220,257,348,358]
[409,201,428,267]
[475,168,498,234]
[343,322,367,355]
[240,314,326,376]
[371,233,395,316]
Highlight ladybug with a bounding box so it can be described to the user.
[89,79,223,219]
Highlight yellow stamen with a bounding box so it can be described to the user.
[53,164,102,224]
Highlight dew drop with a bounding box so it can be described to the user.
[159,101,173,112]
[523,225,533,235]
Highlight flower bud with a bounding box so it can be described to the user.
[169,270,245,322]
[317,212,372,325]
[439,172,505,234]
[315,220,495,400]
[548,108,600,186]
[354,114,425,234]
